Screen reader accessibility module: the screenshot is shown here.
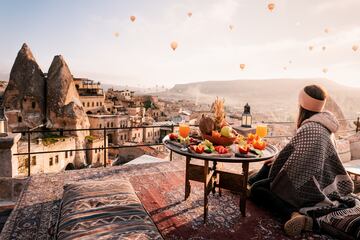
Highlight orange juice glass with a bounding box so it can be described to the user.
[179,123,190,138]
[256,125,268,138]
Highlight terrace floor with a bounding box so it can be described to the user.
[0,154,336,240]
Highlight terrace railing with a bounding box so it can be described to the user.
[12,123,184,176]
[11,117,359,177]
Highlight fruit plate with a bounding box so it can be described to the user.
[202,134,236,146]
[188,147,233,158]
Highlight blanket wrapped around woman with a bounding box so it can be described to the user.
[269,111,360,238]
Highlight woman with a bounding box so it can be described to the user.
[249,85,354,236]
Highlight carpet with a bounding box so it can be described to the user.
[130,170,334,240]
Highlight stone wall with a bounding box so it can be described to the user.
[0,133,25,201]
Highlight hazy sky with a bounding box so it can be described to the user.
[0,0,359,88]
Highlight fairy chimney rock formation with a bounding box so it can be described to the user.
[3,43,46,130]
[46,55,90,130]
[46,55,90,167]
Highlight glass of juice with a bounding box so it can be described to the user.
[256,125,268,139]
[179,123,190,139]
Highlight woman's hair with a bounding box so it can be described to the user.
[297,85,328,128]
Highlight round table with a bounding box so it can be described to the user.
[163,136,278,223]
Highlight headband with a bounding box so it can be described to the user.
[298,89,326,112]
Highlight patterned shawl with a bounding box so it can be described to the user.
[269,111,355,210]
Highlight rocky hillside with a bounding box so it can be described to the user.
[161,78,360,120]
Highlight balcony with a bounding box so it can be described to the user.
[0,120,359,239]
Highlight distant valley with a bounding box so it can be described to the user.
[158,78,360,121]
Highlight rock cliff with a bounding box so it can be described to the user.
[3,43,46,129]
[46,55,89,130]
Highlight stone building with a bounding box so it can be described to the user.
[88,114,129,144]
[85,136,108,166]
[74,78,105,113]
[16,137,77,175]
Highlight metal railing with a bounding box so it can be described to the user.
[12,123,185,176]
[11,117,359,177]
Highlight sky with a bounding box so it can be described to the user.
[0,0,359,88]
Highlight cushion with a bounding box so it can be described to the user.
[336,139,351,163]
[57,179,163,240]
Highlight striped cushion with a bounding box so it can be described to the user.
[57,179,163,240]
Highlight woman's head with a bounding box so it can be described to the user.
[297,85,328,128]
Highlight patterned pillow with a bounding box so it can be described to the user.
[57,179,163,240]
[335,139,351,163]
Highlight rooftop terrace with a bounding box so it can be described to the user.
[0,153,348,239]
[0,119,359,239]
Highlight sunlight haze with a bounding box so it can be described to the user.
[0,0,359,88]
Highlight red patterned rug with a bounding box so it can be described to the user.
[130,170,333,240]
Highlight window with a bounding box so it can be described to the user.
[96,102,99,106]
[65,151,68,158]
[138,133,140,137]
[87,102,90,107]
[107,122,110,128]
[18,116,22,122]
[100,102,102,106]
[124,135,127,140]
[31,102,36,109]
[99,124,102,128]
[92,102,94,107]
[31,156,36,166]
[95,149,97,153]
[107,108,111,112]
[120,135,123,140]
[82,102,85,107]
[55,155,59,164]
[148,132,150,137]
[111,122,114,127]
[70,151,73,156]
[49,157,53,166]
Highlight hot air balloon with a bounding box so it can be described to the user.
[308,46,314,51]
[170,41,178,51]
[229,25,234,31]
[130,16,136,22]
[187,12,192,18]
[268,3,275,12]
[322,68,328,74]
[322,46,326,51]
[324,28,329,33]
[352,44,359,52]
[289,60,292,64]
[239,64,246,70]
[283,67,287,70]
[114,32,119,38]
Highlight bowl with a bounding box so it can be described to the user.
[202,134,236,146]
